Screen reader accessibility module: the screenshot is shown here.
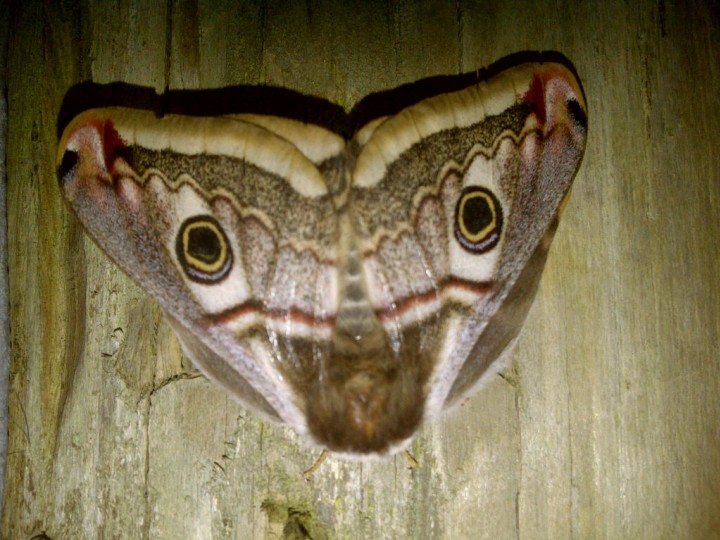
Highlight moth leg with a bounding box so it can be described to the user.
[403,451,419,470]
[303,449,330,481]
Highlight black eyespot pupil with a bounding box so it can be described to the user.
[187,226,221,264]
[58,150,79,182]
[462,196,493,235]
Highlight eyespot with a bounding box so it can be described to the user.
[176,215,233,284]
[454,187,503,253]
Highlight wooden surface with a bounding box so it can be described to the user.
[4,1,720,538]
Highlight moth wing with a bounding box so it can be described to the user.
[351,63,587,418]
[57,108,344,431]
[164,314,282,422]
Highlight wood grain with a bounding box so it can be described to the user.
[4,1,719,538]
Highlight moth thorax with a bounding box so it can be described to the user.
[332,246,384,352]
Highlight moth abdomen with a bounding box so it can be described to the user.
[305,353,427,455]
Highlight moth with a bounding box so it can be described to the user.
[57,62,587,461]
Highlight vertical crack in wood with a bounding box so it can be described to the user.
[514,363,522,540]
[455,0,464,72]
[163,0,174,93]
[142,394,152,540]
[565,351,576,535]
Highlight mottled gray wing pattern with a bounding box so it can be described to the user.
[350,63,587,419]
[57,109,345,428]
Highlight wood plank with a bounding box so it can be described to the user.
[3,1,719,538]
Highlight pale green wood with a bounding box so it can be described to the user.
[4,1,720,538]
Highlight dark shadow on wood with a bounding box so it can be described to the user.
[57,50,581,140]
